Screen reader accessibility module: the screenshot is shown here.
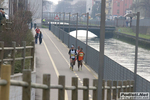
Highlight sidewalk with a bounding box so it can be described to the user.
[32,28,98,100]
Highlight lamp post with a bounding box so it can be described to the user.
[72,13,78,48]
[125,12,140,92]
[82,13,89,63]
[66,12,71,47]
[59,12,61,39]
[63,12,65,43]
[95,13,101,26]
[98,0,106,100]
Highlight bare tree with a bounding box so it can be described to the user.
[131,0,150,18]
[0,0,4,7]
[0,0,33,47]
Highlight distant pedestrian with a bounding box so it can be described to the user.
[35,33,38,44]
[126,19,128,27]
[34,23,36,29]
[2,11,5,19]
[39,31,43,44]
[0,9,3,24]
[35,26,40,44]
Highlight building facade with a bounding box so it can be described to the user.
[112,0,133,16]
[106,0,112,19]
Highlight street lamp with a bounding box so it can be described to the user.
[81,13,89,63]
[98,0,106,100]
[63,12,65,43]
[66,12,71,47]
[72,13,78,48]
[125,12,140,92]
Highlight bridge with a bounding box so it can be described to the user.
[42,19,116,38]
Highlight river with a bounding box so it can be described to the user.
[70,30,150,81]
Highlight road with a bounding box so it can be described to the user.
[33,28,98,100]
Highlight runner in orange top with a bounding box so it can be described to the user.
[77,48,85,71]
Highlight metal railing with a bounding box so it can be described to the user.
[0,41,35,75]
[51,24,150,93]
[0,65,133,100]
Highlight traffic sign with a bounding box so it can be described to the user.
[54,15,59,20]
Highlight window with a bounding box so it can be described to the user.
[117,9,120,14]
[117,2,120,6]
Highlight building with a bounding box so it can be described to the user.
[112,0,133,17]
[86,0,97,14]
[106,0,112,19]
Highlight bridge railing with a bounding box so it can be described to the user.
[0,41,35,75]
[0,65,134,100]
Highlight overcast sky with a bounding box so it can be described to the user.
[48,0,60,4]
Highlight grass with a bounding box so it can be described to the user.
[116,27,150,40]
[14,30,34,73]
[42,25,48,28]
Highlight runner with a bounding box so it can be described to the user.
[76,46,80,67]
[68,45,77,71]
[77,48,85,71]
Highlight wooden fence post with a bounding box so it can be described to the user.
[93,79,98,100]
[2,20,6,32]
[112,81,117,100]
[58,76,65,100]
[22,69,31,100]
[21,41,26,72]
[11,42,16,75]
[42,74,50,100]
[0,42,4,76]
[31,41,35,71]
[131,81,134,92]
[127,80,131,92]
[123,81,127,92]
[118,81,122,99]
[107,80,112,100]
[0,65,11,100]
[72,77,78,100]
[83,78,89,100]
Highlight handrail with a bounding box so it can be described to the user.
[31,83,49,89]
[0,56,33,62]
[50,84,63,89]
[10,80,28,87]
[0,46,34,50]
[0,79,7,85]
[1,79,133,90]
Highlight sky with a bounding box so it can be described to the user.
[48,0,60,4]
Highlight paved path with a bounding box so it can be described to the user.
[33,28,98,100]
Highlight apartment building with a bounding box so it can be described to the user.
[112,0,133,16]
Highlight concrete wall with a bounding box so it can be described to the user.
[132,26,150,35]
[9,71,36,100]
[9,55,36,100]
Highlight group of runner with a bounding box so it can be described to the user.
[68,45,85,71]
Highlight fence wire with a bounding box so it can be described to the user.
[51,24,150,92]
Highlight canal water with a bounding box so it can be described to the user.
[70,30,150,81]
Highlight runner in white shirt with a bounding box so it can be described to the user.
[68,45,77,71]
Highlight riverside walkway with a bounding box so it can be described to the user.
[32,28,98,100]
